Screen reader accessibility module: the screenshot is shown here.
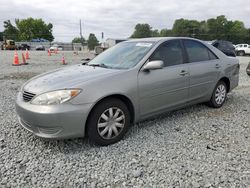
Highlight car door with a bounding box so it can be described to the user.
[246,45,250,54]
[138,40,189,118]
[182,39,221,103]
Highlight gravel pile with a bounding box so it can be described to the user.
[0,52,249,187]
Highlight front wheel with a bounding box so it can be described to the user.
[87,98,130,146]
[207,81,227,108]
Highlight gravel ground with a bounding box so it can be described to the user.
[0,51,249,188]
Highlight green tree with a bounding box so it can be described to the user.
[2,18,54,41]
[15,18,54,41]
[225,20,247,43]
[3,20,19,40]
[172,19,201,37]
[87,33,99,50]
[151,29,160,37]
[72,37,85,43]
[0,32,3,41]
[131,24,152,38]
[130,15,250,44]
[207,15,230,40]
[159,29,172,37]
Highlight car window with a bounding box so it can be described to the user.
[184,40,210,63]
[89,42,154,69]
[244,45,247,47]
[208,50,218,60]
[149,40,183,67]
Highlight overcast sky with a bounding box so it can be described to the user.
[0,0,249,42]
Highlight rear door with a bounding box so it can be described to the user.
[183,39,221,103]
[138,40,189,117]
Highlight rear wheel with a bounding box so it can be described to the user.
[238,51,245,56]
[207,81,227,108]
[87,98,130,146]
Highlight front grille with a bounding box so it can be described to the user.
[22,91,36,102]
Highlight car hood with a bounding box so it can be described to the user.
[23,64,122,94]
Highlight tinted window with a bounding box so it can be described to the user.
[150,40,183,67]
[208,50,218,60]
[213,42,219,48]
[184,40,210,62]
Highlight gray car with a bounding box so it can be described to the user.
[247,62,250,76]
[16,37,239,146]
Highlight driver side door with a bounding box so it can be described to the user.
[138,40,189,118]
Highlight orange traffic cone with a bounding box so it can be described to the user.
[25,49,30,60]
[48,50,51,56]
[12,51,21,66]
[21,53,29,65]
[61,54,66,65]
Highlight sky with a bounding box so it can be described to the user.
[0,0,249,42]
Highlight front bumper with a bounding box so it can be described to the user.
[15,92,92,139]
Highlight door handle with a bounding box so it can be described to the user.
[215,64,221,69]
[179,70,189,76]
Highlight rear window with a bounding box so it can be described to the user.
[184,40,210,62]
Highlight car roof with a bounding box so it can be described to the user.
[125,37,202,43]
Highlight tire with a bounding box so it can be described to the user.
[207,81,227,108]
[238,51,245,56]
[87,98,130,146]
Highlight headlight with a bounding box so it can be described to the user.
[31,89,81,105]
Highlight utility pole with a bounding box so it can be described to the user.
[80,19,84,46]
[101,32,104,47]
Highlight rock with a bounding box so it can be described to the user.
[133,170,142,178]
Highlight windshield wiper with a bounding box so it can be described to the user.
[88,63,109,68]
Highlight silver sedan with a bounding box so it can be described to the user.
[15,37,239,146]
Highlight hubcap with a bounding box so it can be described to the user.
[215,84,226,105]
[97,107,125,140]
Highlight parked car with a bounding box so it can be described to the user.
[17,44,30,50]
[15,37,239,146]
[35,45,45,51]
[247,62,250,76]
[31,38,49,42]
[211,40,236,57]
[235,44,250,56]
[49,45,63,51]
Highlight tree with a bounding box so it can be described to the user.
[0,32,3,41]
[2,18,54,41]
[72,37,85,43]
[131,24,152,38]
[3,20,19,41]
[87,33,99,50]
[131,15,250,44]
[172,19,201,37]
[15,18,54,41]
[151,29,160,37]
[159,29,172,37]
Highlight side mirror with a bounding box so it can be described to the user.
[142,60,164,71]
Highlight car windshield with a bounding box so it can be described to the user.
[88,41,154,69]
